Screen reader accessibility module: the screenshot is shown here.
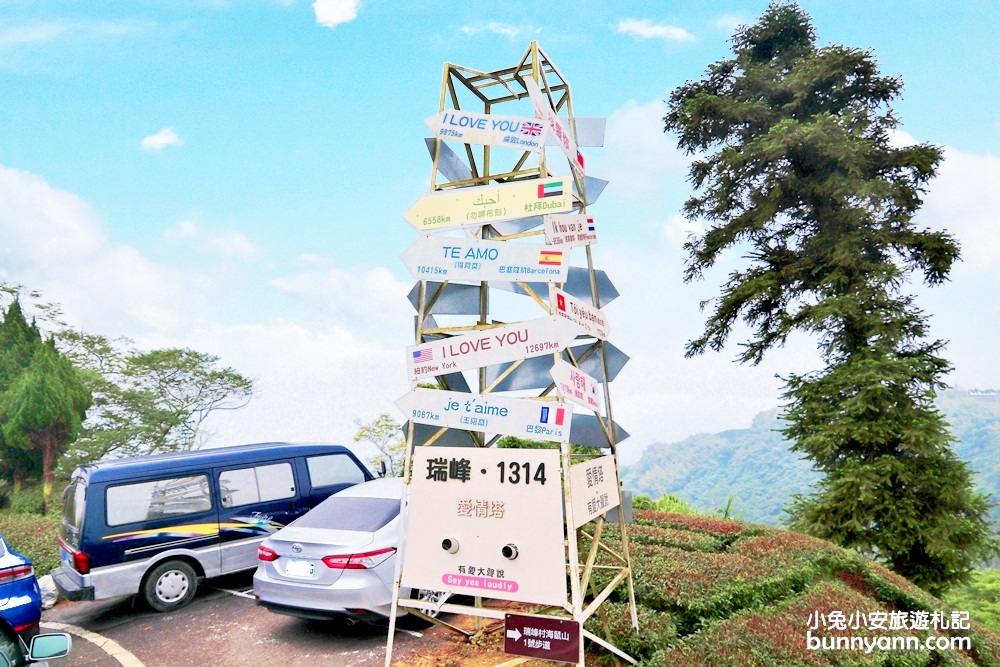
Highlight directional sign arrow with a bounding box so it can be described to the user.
[484,341,629,392]
[493,267,620,308]
[406,315,583,381]
[523,77,585,180]
[401,236,569,283]
[426,110,545,153]
[570,414,629,449]
[423,138,608,207]
[505,628,522,643]
[550,359,602,412]
[404,177,573,234]
[397,388,572,443]
[407,269,620,315]
[544,213,597,248]
[553,287,610,340]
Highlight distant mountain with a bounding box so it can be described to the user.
[621,389,1000,527]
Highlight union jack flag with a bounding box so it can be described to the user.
[521,122,544,137]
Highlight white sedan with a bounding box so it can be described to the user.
[253,477,446,624]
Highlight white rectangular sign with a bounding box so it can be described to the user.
[401,236,569,283]
[407,315,581,381]
[553,288,610,341]
[523,77,585,180]
[549,359,601,413]
[397,388,572,443]
[401,446,567,605]
[426,110,545,153]
[404,177,573,234]
[543,213,597,248]
[568,455,620,528]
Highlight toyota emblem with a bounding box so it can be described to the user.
[291,543,303,554]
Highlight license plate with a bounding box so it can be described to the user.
[284,559,314,578]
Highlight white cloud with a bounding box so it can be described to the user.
[0,163,203,333]
[460,22,521,39]
[593,99,691,201]
[0,23,69,49]
[711,14,744,34]
[615,18,694,42]
[920,147,1000,272]
[140,127,182,151]
[164,220,260,260]
[313,0,358,28]
[662,214,702,249]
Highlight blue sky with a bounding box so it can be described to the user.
[2,0,999,465]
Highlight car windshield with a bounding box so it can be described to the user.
[293,497,399,533]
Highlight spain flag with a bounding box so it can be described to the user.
[538,249,563,266]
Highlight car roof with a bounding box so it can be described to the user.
[335,476,403,500]
[72,442,361,481]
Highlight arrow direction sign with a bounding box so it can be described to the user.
[404,177,573,234]
[504,614,581,664]
[523,77,585,180]
[570,414,629,449]
[553,288,610,340]
[493,267,620,307]
[544,213,597,248]
[406,315,582,381]
[550,359,601,412]
[397,388,572,443]
[484,341,629,392]
[401,236,569,283]
[426,110,545,152]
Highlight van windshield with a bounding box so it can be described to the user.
[61,479,87,547]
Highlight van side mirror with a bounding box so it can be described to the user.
[378,460,388,478]
[29,633,72,661]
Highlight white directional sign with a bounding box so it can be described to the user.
[523,77,585,180]
[401,236,569,283]
[544,213,597,248]
[404,177,573,234]
[568,455,620,528]
[549,359,601,413]
[426,110,546,153]
[397,388,572,443]
[401,446,567,606]
[552,288,610,341]
[407,315,582,381]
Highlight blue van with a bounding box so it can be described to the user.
[51,442,373,612]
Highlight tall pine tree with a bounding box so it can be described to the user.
[0,301,45,491]
[664,1,997,593]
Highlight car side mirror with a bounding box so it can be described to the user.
[378,460,388,478]
[29,633,72,661]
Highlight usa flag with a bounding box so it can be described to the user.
[412,348,433,362]
[521,122,543,137]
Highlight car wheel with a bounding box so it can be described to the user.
[403,588,449,629]
[143,560,198,613]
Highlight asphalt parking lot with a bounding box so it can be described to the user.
[40,572,429,667]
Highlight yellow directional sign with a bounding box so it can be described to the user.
[404,177,573,233]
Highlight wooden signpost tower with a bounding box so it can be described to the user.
[386,42,637,667]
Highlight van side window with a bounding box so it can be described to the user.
[107,475,212,526]
[306,454,366,489]
[219,463,295,509]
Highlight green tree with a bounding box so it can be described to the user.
[0,301,45,491]
[2,283,254,477]
[2,339,91,513]
[354,413,406,476]
[664,1,997,593]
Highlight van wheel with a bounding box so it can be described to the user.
[143,560,198,612]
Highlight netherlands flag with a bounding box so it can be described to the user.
[587,217,596,232]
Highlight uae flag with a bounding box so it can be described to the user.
[537,180,564,198]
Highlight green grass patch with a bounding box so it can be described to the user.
[0,510,61,575]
